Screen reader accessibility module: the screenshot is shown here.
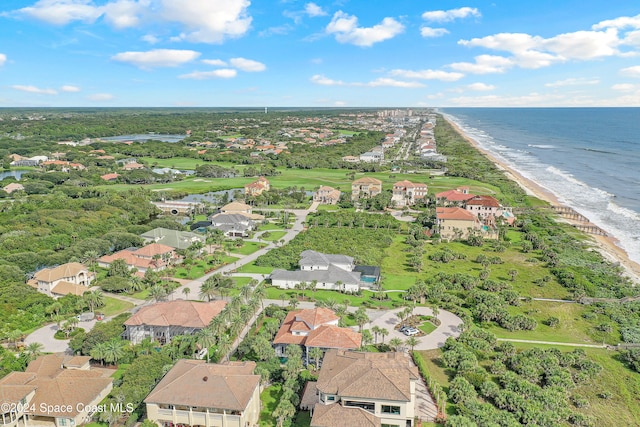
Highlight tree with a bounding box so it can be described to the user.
[379,327,389,344]
[148,285,168,302]
[389,337,403,351]
[84,290,104,313]
[273,399,295,427]
[361,329,373,348]
[102,339,127,365]
[309,347,324,370]
[288,296,299,310]
[182,287,191,300]
[405,336,420,351]
[432,305,440,323]
[448,376,477,405]
[508,269,519,282]
[24,342,44,362]
[107,258,131,278]
[354,306,370,332]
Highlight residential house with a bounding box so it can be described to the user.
[359,151,383,163]
[140,227,205,250]
[435,187,476,206]
[2,183,24,194]
[208,213,256,237]
[273,308,361,362]
[100,173,120,181]
[341,156,360,163]
[351,177,382,201]
[145,359,261,427]
[313,186,341,205]
[244,176,270,196]
[124,300,227,344]
[0,354,113,427]
[98,243,178,273]
[152,200,202,216]
[436,207,483,240]
[270,250,376,293]
[308,350,419,427]
[220,202,264,221]
[391,180,428,207]
[122,162,145,170]
[29,262,95,298]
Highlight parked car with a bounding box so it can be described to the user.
[403,327,419,336]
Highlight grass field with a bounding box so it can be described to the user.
[259,231,287,242]
[259,384,282,427]
[234,241,267,255]
[101,296,134,316]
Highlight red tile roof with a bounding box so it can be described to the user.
[436,207,477,221]
[125,300,227,328]
[466,195,501,207]
[305,325,361,349]
[435,189,476,202]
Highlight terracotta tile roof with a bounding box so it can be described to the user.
[273,310,308,345]
[311,403,381,427]
[435,189,476,202]
[296,308,340,328]
[290,320,312,333]
[305,325,361,350]
[466,195,501,208]
[436,207,478,221]
[1,354,112,418]
[125,300,227,328]
[352,177,382,185]
[100,173,120,180]
[316,350,418,403]
[51,281,89,296]
[33,262,91,283]
[144,360,260,411]
[98,250,159,270]
[133,243,175,258]
[393,180,416,188]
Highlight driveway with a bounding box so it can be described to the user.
[368,306,463,350]
[24,317,105,354]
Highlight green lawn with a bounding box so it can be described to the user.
[129,288,150,300]
[419,320,437,335]
[257,222,286,231]
[236,262,274,274]
[259,384,282,427]
[265,286,404,309]
[260,231,287,242]
[101,296,134,316]
[232,241,267,255]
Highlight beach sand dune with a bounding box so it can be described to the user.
[444,117,640,286]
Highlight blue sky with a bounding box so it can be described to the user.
[1,0,640,107]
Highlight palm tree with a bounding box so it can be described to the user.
[182,287,191,300]
[405,336,420,352]
[196,328,217,358]
[84,290,104,313]
[309,347,324,370]
[379,328,389,344]
[199,279,217,302]
[361,329,373,348]
[432,305,440,323]
[309,280,318,300]
[371,326,381,344]
[389,337,403,352]
[24,342,44,362]
[83,250,99,282]
[90,342,107,365]
[102,339,126,365]
[288,296,299,310]
[354,307,369,332]
[148,285,167,302]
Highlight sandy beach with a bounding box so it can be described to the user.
[444,116,640,286]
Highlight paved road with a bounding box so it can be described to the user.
[368,306,463,350]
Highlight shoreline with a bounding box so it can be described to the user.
[443,115,640,286]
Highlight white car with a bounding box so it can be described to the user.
[403,327,419,336]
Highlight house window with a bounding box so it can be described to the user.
[381,405,401,415]
[59,419,67,426]
[326,396,335,401]
[344,401,374,412]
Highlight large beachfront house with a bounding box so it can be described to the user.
[98,243,178,274]
[273,308,361,363]
[29,262,95,298]
[351,177,382,201]
[391,180,428,207]
[307,350,419,427]
[269,250,380,293]
[0,354,113,427]
[145,359,261,427]
[123,300,227,344]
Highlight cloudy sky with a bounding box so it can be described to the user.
[1,0,640,107]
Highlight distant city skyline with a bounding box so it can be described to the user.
[1,1,639,107]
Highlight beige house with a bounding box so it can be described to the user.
[436,207,483,240]
[145,359,261,427]
[30,262,95,298]
[124,300,227,345]
[97,243,178,273]
[220,202,264,221]
[313,186,341,205]
[2,183,24,194]
[244,176,270,196]
[391,180,428,207]
[309,350,419,427]
[351,177,382,201]
[0,354,112,427]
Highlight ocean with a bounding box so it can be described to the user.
[440,108,640,265]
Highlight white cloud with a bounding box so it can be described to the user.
[420,27,449,38]
[457,28,622,70]
[161,0,251,43]
[61,85,81,92]
[304,2,327,17]
[88,93,114,101]
[178,69,237,79]
[0,54,6,67]
[422,7,480,23]
[326,11,404,47]
[15,0,103,25]
[449,54,514,74]
[309,74,423,88]
[13,0,145,28]
[593,14,640,30]
[334,101,346,106]
[112,49,200,68]
[102,0,147,29]
[11,85,58,95]
[229,57,266,72]
[545,78,600,87]
[466,82,495,91]
[612,83,636,90]
[141,34,160,44]
[201,59,228,66]
[621,65,640,77]
[390,68,463,81]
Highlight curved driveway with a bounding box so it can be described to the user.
[368,306,463,350]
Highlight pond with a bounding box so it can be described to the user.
[177,188,244,204]
[0,170,30,181]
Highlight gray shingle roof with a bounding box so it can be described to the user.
[270,265,361,285]
[299,250,354,268]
